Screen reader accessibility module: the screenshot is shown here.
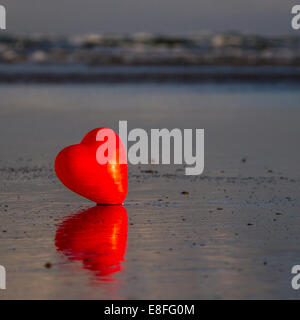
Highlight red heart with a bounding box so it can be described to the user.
[55,128,128,204]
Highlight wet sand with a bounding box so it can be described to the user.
[0,83,300,299]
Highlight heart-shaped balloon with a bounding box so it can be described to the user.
[55,128,128,204]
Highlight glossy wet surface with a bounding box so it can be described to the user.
[0,83,300,299]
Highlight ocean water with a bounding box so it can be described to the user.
[0,81,299,176]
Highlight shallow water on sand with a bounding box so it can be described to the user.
[0,83,300,299]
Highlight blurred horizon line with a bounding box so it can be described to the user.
[2,30,300,38]
[1,30,300,80]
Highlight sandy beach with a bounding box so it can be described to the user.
[0,82,300,299]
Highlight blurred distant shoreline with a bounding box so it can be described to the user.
[1,32,300,83]
[0,64,300,84]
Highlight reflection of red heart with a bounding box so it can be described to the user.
[55,205,128,279]
[55,128,128,204]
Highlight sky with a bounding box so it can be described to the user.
[1,0,298,35]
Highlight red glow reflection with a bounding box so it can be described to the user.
[55,205,128,281]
